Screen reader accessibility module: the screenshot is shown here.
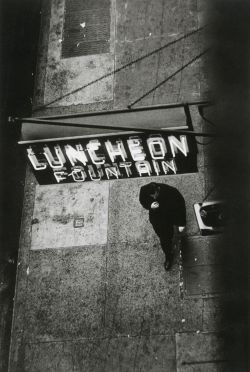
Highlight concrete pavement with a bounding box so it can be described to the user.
[8,170,236,371]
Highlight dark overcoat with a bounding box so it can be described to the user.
[139,182,186,239]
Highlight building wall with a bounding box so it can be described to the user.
[8,1,235,371]
[0,1,42,371]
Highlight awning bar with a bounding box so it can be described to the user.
[14,116,216,137]
[13,101,217,145]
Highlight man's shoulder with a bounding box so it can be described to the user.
[159,184,183,199]
[159,183,178,193]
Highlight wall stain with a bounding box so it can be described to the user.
[86,60,96,69]
[52,214,71,224]
[31,218,39,225]
[86,214,94,223]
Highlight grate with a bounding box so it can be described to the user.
[65,0,110,12]
[62,0,111,58]
[183,265,225,296]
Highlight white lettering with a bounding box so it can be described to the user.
[105,165,120,179]
[127,137,146,161]
[69,168,86,182]
[65,144,88,166]
[162,159,177,174]
[87,140,105,165]
[169,135,189,157]
[43,145,65,169]
[135,161,152,176]
[105,140,127,162]
[88,165,101,181]
[27,147,47,170]
[54,171,67,183]
[152,160,160,175]
[147,136,167,159]
[119,162,132,177]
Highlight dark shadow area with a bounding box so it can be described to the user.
[210,0,250,370]
[0,1,41,370]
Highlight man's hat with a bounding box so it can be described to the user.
[140,182,157,197]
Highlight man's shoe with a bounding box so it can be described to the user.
[164,259,172,271]
[164,252,173,271]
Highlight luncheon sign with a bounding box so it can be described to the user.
[25,133,197,184]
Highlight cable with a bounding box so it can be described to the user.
[32,25,208,113]
[195,138,215,145]
[202,186,216,202]
[198,104,216,127]
[127,48,211,108]
[195,104,216,144]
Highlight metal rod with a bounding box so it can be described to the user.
[19,100,212,120]
[15,117,216,137]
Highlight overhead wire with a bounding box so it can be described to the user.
[195,138,215,145]
[127,48,211,108]
[198,104,216,127]
[202,186,216,202]
[195,104,217,145]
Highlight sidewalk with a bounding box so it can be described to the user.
[8,173,232,371]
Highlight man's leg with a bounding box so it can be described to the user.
[151,221,174,270]
[159,235,174,270]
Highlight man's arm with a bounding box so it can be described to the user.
[165,187,186,226]
[139,188,151,210]
[176,191,186,226]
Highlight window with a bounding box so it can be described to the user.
[62,0,111,58]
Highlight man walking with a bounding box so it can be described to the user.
[139,182,186,271]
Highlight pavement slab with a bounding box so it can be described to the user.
[108,174,204,245]
[114,0,200,106]
[114,37,161,108]
[181,236,225,267]
[158,33,201,104]
[104,241,203,337]
[175,362,229,372]
[12,170,37,336]
[9,335,176,372]
[31,182,109,249]
[176,332,228,372]
[183,264,225,297]
[23,246,106,342]
[203,298,227,332]
[181,235,227,297]
[9,340,74,372]
[181,234,227,296]
[102,334,176,372]
[203,296,248,333]
[57,246,107,339]
[41,0,115,107]
[24,249,63,342]
[116,0,197,42]
[74,334,176,372]
[105,241,182,336]
[181,298,203,332]
[116,0,165,41]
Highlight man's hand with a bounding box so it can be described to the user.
[151,201,159,209]
[178,226,185,233]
